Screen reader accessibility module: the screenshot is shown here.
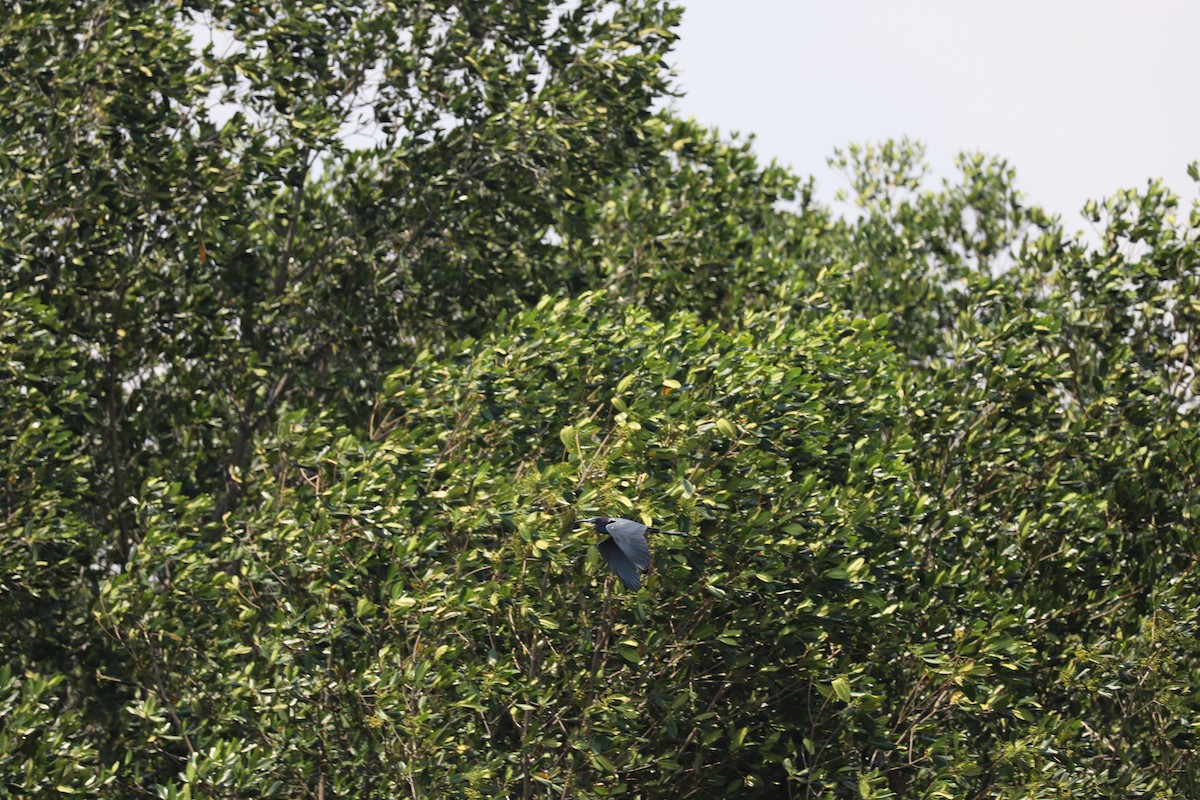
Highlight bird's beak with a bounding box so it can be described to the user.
[579,517,597,524]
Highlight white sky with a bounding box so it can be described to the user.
[668,1,1200,230]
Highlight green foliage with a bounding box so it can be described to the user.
[3,1,1200,797]
[558,117,826,316]
[0,0,681,540]
[96,297,911,796]
[821,139,1061,362]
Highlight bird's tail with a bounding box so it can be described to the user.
[647,527,687,536]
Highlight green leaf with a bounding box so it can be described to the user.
[559,425,576,449]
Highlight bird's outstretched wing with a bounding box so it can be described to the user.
[603,519,652,570]
[598,538,641,590]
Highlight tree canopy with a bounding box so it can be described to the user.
[2,1,1199,797]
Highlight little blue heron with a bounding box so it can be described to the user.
[580,516,685,590]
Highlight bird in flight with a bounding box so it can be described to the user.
[580,516,685,590]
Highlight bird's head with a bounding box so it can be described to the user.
[579,516,612,534]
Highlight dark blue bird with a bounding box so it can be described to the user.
[580,516,685,590]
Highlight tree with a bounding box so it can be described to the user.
[1,0,678,557]
[4,1,1200,796]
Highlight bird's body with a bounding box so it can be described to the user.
[581,516,685,590]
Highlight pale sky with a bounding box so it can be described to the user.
[669,1,1200,230]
